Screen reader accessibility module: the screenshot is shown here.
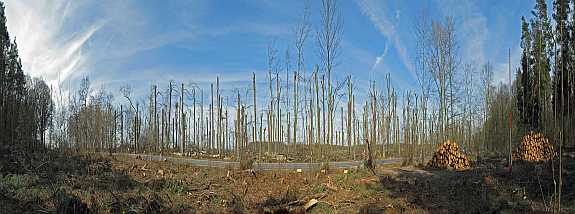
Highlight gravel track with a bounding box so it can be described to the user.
[108,153,401,171]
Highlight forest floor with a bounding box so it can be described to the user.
[0,147,574,213]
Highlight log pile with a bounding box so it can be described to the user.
[513,132,555,162]
[427,140,471,170]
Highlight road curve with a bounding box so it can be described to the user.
[107,153,401,171]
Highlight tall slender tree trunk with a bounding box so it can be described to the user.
[210,83,214,153]
[253,73,258,158]
[181,83,185,154]
[293,71,299,153]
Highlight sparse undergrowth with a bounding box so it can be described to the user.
[0,147,573,213]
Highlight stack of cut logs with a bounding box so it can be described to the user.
[427,140,471,170]
[513,131,555,162]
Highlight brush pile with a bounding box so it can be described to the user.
[427,140,471,170]
[513,132,555,162]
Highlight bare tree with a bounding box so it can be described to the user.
[317,0,343,152]
[293,0,312,155]
[481,62,493,153]
[415,16,459,142]
[121,86,139,153]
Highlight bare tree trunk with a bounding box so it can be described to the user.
[217,77,221,156]
[193,87,196,152]
[314,69,320,161]
[340,106,344,149]
[210,83,214,153]
[200,89,204,150]
[347,76,353,157]
[259,113,263,152]
[225,103,229,154]
[268,69,273,155]
[293,71,299,155]
[276,72,280,154]
[321,74,326,159]
[253,72,258,159]
[181,83,185,154]
[135,103,139,153]
[236,91,241,160]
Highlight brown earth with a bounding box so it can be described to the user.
[0,147,573,213]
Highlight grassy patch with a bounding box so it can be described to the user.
[0,174,51,202]
[311,183,326,194]
[308,201,334,214]
[162,179,190,194]
[346,181,379,197]
[0,174,39,189]
[331,169,373,190]
[210,194,224,205]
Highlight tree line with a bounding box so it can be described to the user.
[516,0,574,146]
[2,0,571,163]
[49,0,505,164]
[0,2,53,151]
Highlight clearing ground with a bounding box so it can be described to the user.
[0,148,573,213]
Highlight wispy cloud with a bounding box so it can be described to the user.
[438,0,520,86]
[371,43,389,71]
[437,0,489,67]
[343,41,415,95]
[6,0,417,102]
[5,0,101,90]
[356,0,416,80]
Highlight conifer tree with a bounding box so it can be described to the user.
[517,17,535,127]
[529,0,552,128]
[552,0,570,116]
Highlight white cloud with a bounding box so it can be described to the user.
[4,0,101,91]
[438,0,489,68]
[438,0,521,86]
[371,43,389,71]
[356,0,416,80]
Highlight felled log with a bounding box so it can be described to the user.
[427,140,471,170]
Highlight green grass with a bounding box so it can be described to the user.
[210,194,224,205]
[308,202,334,214]
[311,183,326,194]
[162,179,190,194]
[0,174,51,202]
[0,174,39,189]
[331,168,373,191]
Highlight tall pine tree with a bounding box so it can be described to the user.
[569,0,575,117]
[530,0,552,128]
[517,17,536,127]
[0,1,53,148]
[0,1,10,144]
[552,0,571,116]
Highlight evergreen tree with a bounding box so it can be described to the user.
[529,0,552,128]
[552,0,571,116]
[517,17,536,127]
[569,0,575,116]
[0,1,10,144]
[0,1,53,148]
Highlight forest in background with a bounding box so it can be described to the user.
[0,2,53,152]
[0,0,573,213]
[0,0,573,163]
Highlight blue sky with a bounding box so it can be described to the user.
[4,0,539,104]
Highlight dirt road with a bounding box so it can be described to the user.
[108,153,401,170]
